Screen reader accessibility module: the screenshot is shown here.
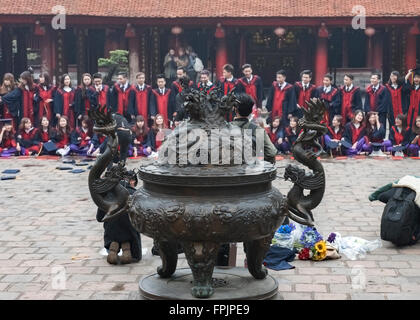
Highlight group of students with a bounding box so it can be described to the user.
[1,62,420,158]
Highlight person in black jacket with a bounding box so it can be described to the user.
[96,171,141,264]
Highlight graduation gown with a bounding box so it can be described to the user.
[386,83,410,126]
[96,183,141,261]
[0,90,16,129]
[70,127,91,148]
[266,81,297,123]
[364,84,390,115]
[51,129,70,149]
[54,88,76,129]
[315,86,341,125]
[36,128,52,143]
[150,88,172,125]
[133,84,152,120]
[294,82,316,108]
[342,122,366,145]
[389,126,411,146]
[89,85,111,112]
[236,76,264,108]
[339,86,363,124]
[2,87,36,124]
[364,125,386,144]
[34,84,56,123]
[406,83,420,127]
[170,80,193,121]
[284,126,299,146]
[111,83,135,118]
[17,127,40,149]
[326,126,344,141]
[74,86,95,117]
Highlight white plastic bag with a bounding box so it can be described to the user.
[272,232,294,249]
[334,233,382,260]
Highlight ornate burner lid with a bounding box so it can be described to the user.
[138,162,277,187]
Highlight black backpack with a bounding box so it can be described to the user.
[380,187,420,246]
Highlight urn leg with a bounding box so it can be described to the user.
[244,235,272,280]
[182,241,219,298]
[155,240,178,278]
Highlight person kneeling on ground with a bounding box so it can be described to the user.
[96,170,142,264]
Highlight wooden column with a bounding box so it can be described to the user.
[372,31,383,72]
[55,30,66,81]
[76,28,87,82]
[0,26,13,76]
[406,23,420,71]
[15,28,28,74]
[239,32,246,67]
[214,24,227,79]
[40,27,54,75]
[150,27,160,86]
[314,24,329,86]
[342,29,349,68]
[128,32,140,84]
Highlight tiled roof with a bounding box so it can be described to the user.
[0,0,419,18]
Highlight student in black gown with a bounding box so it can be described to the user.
[96,171,142,264]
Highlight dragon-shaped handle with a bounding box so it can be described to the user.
[284,98,327,226]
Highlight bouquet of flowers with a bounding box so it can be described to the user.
[272,223,296,249]
[294,227,337,261]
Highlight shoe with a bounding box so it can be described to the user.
[120,242,133,264]
[107,242,119,265]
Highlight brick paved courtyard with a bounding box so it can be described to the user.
[1,156,420,300]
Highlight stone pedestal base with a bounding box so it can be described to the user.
[139,267,278,300]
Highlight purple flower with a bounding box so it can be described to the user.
[299,227,323,248]
[327,233,336,243]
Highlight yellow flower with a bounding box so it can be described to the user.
[315,240,327,254]
[313,250,327,261]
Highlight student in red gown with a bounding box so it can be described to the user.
[133,72,153,126]
[266,116,287,154]
[384,114,411,155]
[361,112,388,154]
[386,71,410,127]
[341,110,366,156]
[150,74,173,127]
[0,119,23,156]
[36,116,54,155]
[35,73,56,124]
[404,68,420,127]
[145,114,167,153]
[51,116,72,156]
[364,73,391,131]
[196,69,216,94]
[407,116,420,157]
[110,72,135,122]
[236,64,264,114]
[216,64,239,121]
[294,69,316,118]
[323,115,344,156]
[130,115,150,157]
[16,117,40,155]
[75,73,94,122]
[1,70,36,125]
[54,74,76,129]
[0,73,18,130]
[266,70,297,126]
[171,68,194,122]
[283,116,300,154]
[339,74,363,124]
[89,73,111,112]
[69,115,93,156]
[315,74,341,125]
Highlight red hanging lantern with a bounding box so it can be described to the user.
[171,26,183,35]
[124,23,136,38]
[409,22,420,35]
[34,21,45,36]
[318,23,329,38]
[364,27,375,38]
[274,27,286,37]
[214,23,225,39]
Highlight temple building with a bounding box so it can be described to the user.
[0,0,419,88]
